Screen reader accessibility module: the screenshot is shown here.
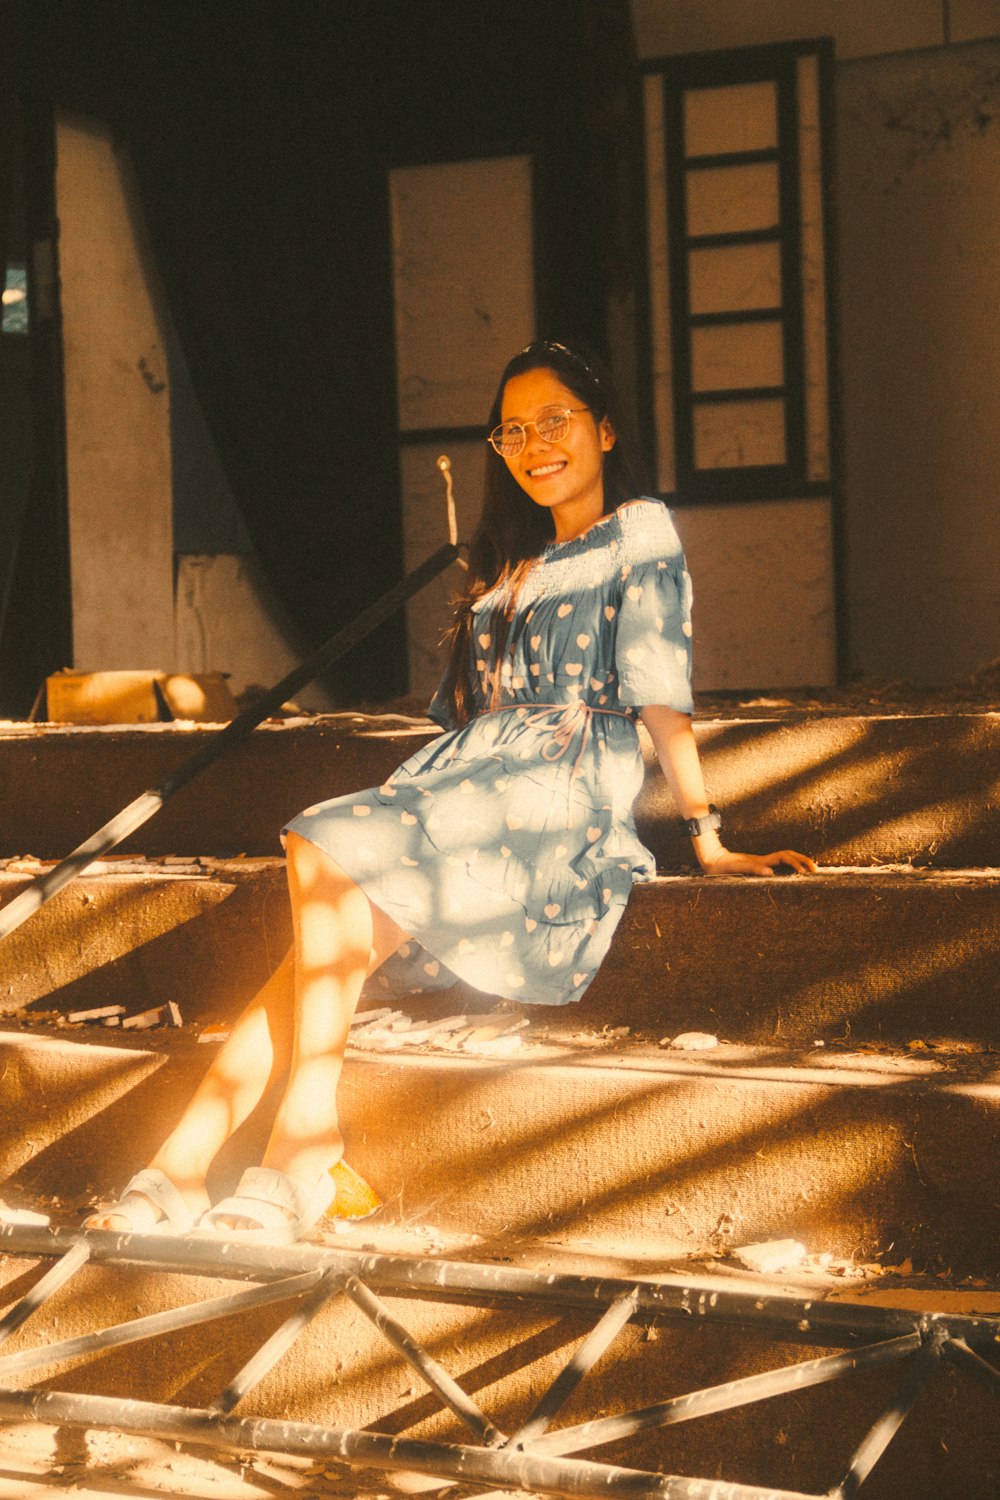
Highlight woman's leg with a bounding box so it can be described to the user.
[88,832,406,1229]
[85,952,298,1229]
[256,831,407,1188]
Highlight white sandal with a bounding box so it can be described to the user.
[196,1166,334,1245]
[84,1168,195,1235]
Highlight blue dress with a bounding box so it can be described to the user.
[284,499,693,1006]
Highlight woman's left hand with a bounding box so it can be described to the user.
[698,847,819,877]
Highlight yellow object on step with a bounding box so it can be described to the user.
[327,1159,381,1219]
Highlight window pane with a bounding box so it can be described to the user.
[684,81,778,157]
[685,162,779,237]
[691,322,784,392]
[693,398,786,469]
[688,242,781,315]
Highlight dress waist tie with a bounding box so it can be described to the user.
[476,700,635,824]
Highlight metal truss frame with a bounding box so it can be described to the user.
[0,1224,997,1499]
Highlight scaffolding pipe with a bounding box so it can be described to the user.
[527,1334,923,1458]
[0,1269,323,1378]
[0,1385,821,1500]
[828,1337,943,1500]
[343,1273,507,1447]
[213,1268,346,1414]
[2,1226,995,1353]
[944,1336,1000,1397]
[0,1240,90,1347]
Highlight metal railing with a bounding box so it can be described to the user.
[0,1224,996,1499]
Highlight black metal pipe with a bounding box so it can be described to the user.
[529,1334,922,1458]
[0,1269,322,1377]
[0,1240,90,1347]
[0,1385,821,1500]
[343,1273,507,1448]
[0,542,458,942]
[3,1225,997,1351]
[213,1268,346,1414]
[510,1290,638,1449]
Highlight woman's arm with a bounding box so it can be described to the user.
[639,704,817,877]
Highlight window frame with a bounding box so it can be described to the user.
[643,38,838,504]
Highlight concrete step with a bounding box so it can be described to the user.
[3,860,999,1047]
[0,709,997,866]
[1,1025,997,1277]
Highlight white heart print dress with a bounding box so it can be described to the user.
[283,499,694,1005]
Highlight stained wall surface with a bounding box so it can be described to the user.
[634,0,1000,687]
[836,41,1000,683]
[56,113,332,708]
[56,115,175,671]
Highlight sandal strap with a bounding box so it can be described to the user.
[200,1192,294,1237]
[198,1166,330,1240]
[231,1166,314,1221]
[115,1169,193,1231]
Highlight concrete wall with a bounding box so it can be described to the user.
[55,113,331,709]
[837,41,1000,683]
[633,0,1000,687]
[631,0,1000,60]
[56,114,175,671]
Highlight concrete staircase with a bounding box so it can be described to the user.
[0,707,997,1497]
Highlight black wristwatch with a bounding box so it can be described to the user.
[684,804,721,838]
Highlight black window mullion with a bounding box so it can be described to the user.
[684,148,780,170]
[655,44,824,501]
[775,52,806,485]
[687,227,781,250]
[690,308,783,327]
[663,71,695,489]
[690,386,785,406]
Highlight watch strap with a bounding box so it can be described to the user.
[684,804,721,838]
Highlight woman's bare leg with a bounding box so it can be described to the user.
[88,831,406,1229]
[85,953,297,1230]
[257,831,407,1188]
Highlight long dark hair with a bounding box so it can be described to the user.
[439,340,647,725]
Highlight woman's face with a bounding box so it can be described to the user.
[499,367,616,541]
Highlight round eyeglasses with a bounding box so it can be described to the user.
[487,405,590,458]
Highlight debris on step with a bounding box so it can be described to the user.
[463,1030,524,1056]
[556,1025,634,1048]
[198,1022,230,1043]
[67,1004,126,1024]
[348,1010,527,1055]
[122,1006,168,1030]
[0,1204,50,1227]
[350,1006,398,1030]
[661,1031,719,1050]
[733,1239,808,1274]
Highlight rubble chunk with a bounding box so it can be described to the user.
[67,1004,126,1024]
[733,1239,808,1274]
[662,1031,719,1051]
[122,1006,165,1030]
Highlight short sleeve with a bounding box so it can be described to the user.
[613,503,694,714]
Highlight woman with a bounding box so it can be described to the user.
[87,340,816,1242]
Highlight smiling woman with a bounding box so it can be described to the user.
[85,339,816,1245]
